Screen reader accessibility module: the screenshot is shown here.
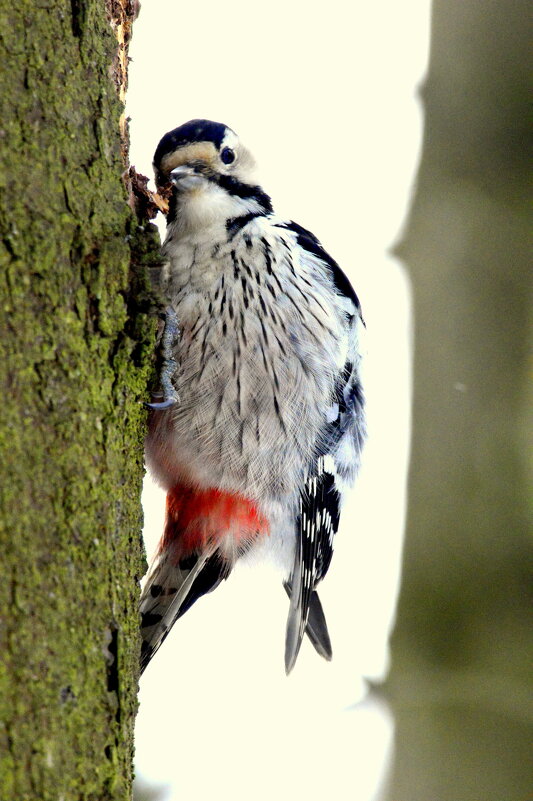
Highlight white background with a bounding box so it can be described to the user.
[127,2,430,798]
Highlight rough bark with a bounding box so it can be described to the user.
[0,1,158,798]
[385,2,531,799]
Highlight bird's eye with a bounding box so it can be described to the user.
[220,147,235,165]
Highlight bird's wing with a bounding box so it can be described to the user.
[277,220,366,673]
[284,455,340,673]
[275,220,362,311]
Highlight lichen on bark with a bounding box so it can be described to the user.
[0,1,158,798]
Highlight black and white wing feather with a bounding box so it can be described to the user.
[280,221,366,673]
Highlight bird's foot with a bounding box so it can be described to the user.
[146,306,179,410]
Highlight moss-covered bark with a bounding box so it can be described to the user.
[0,2,157,798]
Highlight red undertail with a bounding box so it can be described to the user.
[160,483,269,561]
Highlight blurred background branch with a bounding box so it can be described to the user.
[385,1,532,798]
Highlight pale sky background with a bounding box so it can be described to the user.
[127,2,431,798]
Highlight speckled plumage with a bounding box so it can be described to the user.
[140,120,366,674]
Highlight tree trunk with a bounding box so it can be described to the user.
[0,2,157,797]
[385,2,531,799]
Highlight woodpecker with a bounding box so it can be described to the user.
[140,119,366,674]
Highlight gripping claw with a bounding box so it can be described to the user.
[146,397,177,410]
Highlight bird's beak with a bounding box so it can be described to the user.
[169,164,205,191]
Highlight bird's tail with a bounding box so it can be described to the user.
[140,483,268,673]
[140,541,225,673]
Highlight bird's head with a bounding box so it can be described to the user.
[153,119,272,228]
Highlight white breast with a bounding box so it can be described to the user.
[146,216,350,509]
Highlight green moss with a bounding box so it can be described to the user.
[0,2,158,798]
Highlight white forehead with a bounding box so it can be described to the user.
[221,128,240,150]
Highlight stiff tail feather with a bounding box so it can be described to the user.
[140,541,224,673]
